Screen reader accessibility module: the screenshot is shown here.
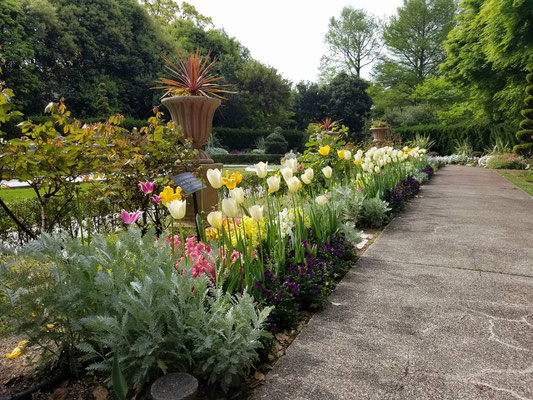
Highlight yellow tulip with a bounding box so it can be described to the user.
[337,149,346,159]
[318,145,330,156]
[160,186,182,206]
[6,347,22,359]
[235,171,243,184]
[222,177,238,190]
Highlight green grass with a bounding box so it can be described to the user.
[498,169,533,197]
[0,183,98,203]
[0,186,36,202]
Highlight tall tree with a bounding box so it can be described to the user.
[376,0,457,89]
[0,0,174,118]
[442,0,533,123]
[321,7,382,77]
[293,82,329,130]
[325,72,372,134]
[140,0,212,28]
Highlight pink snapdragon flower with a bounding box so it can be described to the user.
[120,210,143,224]
[177,237,216,283]
[139,180,155,194]
[166,234,181,250]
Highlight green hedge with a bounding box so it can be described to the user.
[211,153,282,164]
[396,121,517,155]
[212,127,307,152]
[2,117,306,152]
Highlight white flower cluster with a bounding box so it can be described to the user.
[278,207,296,237]
[359,146,426,174]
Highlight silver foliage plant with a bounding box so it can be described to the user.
[0,228,271,394]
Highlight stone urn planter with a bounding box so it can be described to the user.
[162,96,221,164]
[370,127,389,144]
[162,96,222,220]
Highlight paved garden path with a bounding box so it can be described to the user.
[253,165,533,400]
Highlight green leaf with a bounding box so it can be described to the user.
[112,351,128,400]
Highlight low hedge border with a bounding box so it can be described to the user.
[211,153,282,164]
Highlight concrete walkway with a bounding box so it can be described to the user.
[253,166,533,400]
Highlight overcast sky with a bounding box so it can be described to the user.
[193,0,404,84]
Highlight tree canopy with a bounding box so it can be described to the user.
[321,7,382,78]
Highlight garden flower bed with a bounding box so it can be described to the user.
[0,110,438,398]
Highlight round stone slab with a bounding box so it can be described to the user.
[151,373,198,400]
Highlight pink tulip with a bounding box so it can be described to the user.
[152,195,162,204]
[139,180,155,194]
[121,210,143,224]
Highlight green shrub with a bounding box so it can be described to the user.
[486,153,527,169]
[0,229,270,395]
[396,121,517,155]
[264,130,288,154]
[211,153,282,164]
[360,197,391,228]
[213,127,305,152]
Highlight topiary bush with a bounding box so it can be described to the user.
[264,129,289,154]
[514,72,533,157]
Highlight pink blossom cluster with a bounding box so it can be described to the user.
[178,237,216,282]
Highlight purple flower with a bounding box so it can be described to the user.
[121,210,143,224]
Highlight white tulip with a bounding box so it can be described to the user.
[286,158,298,173]
[302,174,312,185]
[344,150,352,160]
[267,176,281,193]
[207,211,223,230]
[222,198,240,218]
[281,166,293,182]
[304,167,314,181]
[167,199,186,220]
[254,162,268,178]
[286,176,301,193]
[374,166,381,173]
[230,187,245,204]
[315,195,328,206]
[206,169,222,189]
[249,205,264,222]
[353,153,362,163]
[44,102,54,113]
[322,166,333,179]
